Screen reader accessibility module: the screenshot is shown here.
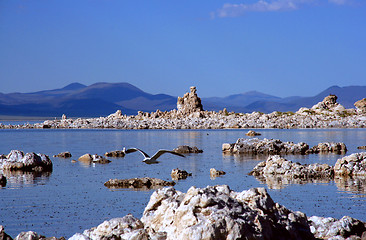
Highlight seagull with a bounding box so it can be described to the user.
[125,148,185,164]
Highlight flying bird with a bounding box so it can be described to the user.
[125,148,185,164]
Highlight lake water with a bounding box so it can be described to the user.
[1,128,366,238]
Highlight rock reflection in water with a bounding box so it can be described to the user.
[335,176,366,195]
[252,175,332,189]
[1,170,51,187]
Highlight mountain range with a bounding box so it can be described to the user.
[0,82,365,118]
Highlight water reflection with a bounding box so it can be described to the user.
[335,176,366,195]
[252,175,332,189]
[1,170,51,188]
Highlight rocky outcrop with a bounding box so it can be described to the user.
[307,142,347,154]
[140,185,315,240]
[0,150,52,172]
[0,175,6,187]
[334,152,366,176]
[355,98,366,114]
[245,130,261,136]
[53,152,72,158]
[297,94,348,115]
[222,138,309,155]
[171,168,192,180]
[104,177,175,190]
[104,150,125,158]
[173,145,203,154]
[249,155,334,179]
[309,216,366,239]
[177,86,203,115]
[69,215,147,240]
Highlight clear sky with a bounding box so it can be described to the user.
[1,0,365,98]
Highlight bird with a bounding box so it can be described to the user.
[125,148,185,164]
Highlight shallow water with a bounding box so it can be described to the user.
[0,128,366,238]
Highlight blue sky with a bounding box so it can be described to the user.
[0,0,365,98]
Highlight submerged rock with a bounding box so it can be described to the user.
[0,150,52,172]
[78,154,110,164]
[222,138,309,155]
[209,168,226,179]
[358,146,366,150]
[104,177,175,190]
[171,168,192,180]
[173,145,203,154]
[53,152,72,158]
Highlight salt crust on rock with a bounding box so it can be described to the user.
[0,150,52,171]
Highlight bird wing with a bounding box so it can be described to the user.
[151,150,185,160]
[125,148,150,158]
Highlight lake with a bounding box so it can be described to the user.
[1,128,366,238]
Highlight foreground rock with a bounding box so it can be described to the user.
[53,152,72,158]
[249,155,334,179]
[309,216,366,239]
[14,231,65,240]
[334,152,366,176]
[140,185,315,240]
[69,215,146,240]
[0,150,52,172]
[173,145,203,154]
[104,177,175,189]
[222,138,309,155]
[171,168,192,180]
[0,225,12,240]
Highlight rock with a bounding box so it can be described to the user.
[14,231,65,240]
[171,168,192,180]
[249,155,334,179]
[61,114,67,120]
[245,130,261,136]
[91,154,111,164]
[0,225,12,240]
[0,175,6,187]
[69,215,147,240]
[173,145,203,154]
[0,150,52,172]
[104,150,126,158]
[104,177,175,190]
[141,185,315,240]
[309,215,366,239]
[107,110,123,119]
[78,154,93,162]
[358,146,366,150]
[307,142,347,154]
[53,152,72,158]
[222,138,309,155]
[309,94,346,114]
[354,98,366,114]
[334,152,366,176]
[177,86,203,114]
[209,168,226,179]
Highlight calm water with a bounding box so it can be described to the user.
[1,128,366,238]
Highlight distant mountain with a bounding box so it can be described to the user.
[0,82,176,118]
[0,83,364,118]
[203,85,366,113]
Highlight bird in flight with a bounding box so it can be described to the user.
[125,148,185,164]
